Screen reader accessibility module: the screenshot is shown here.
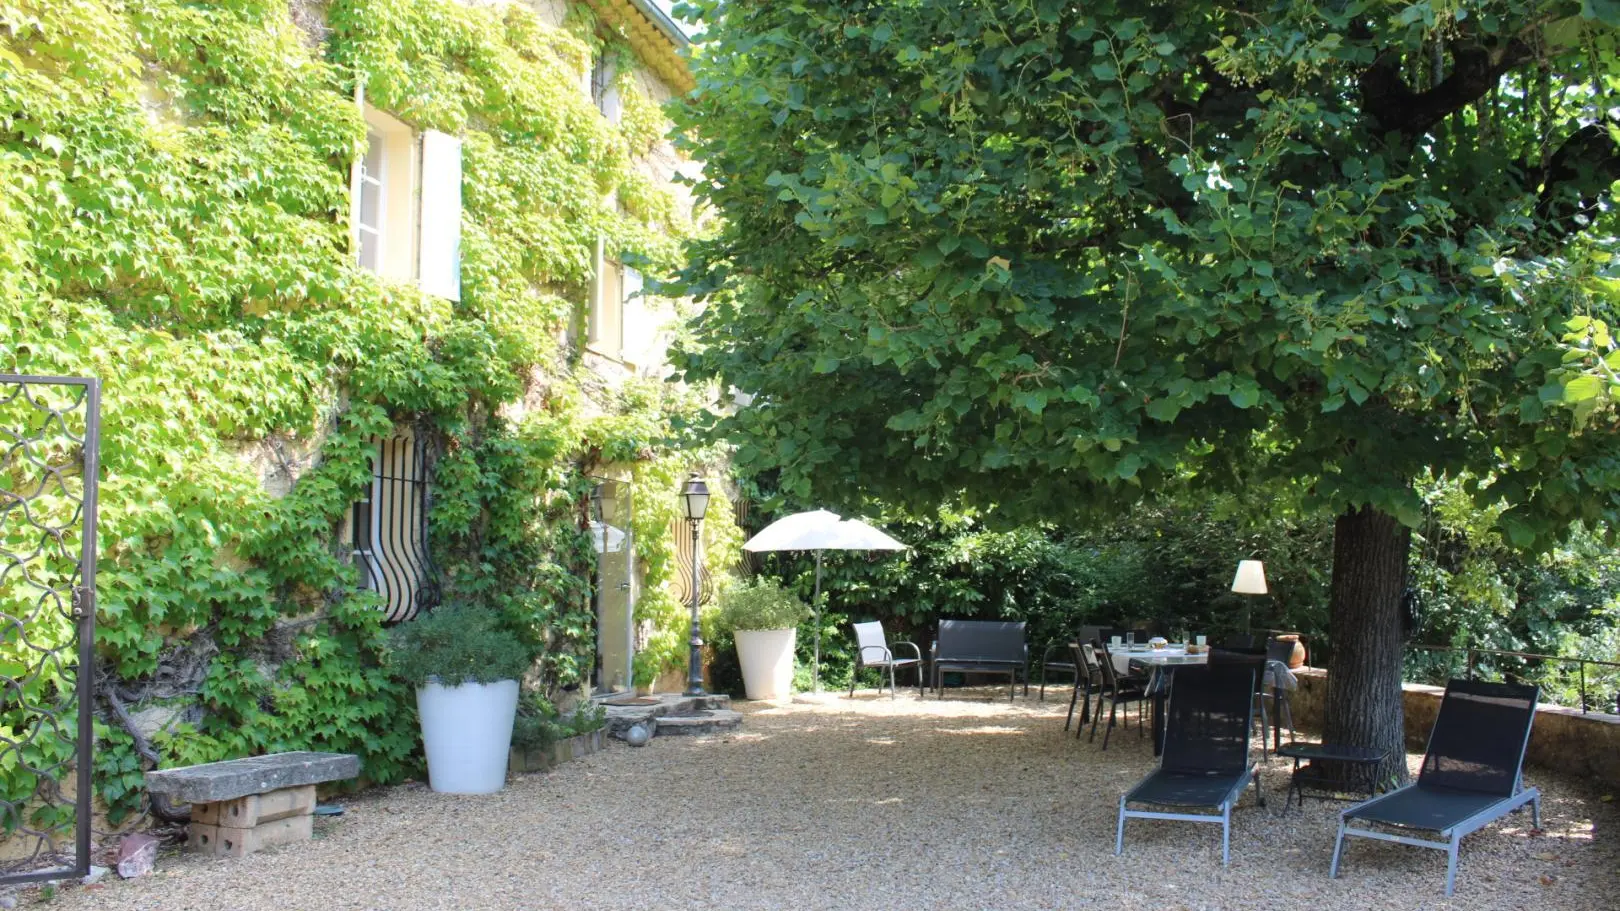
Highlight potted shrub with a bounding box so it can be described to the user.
[390,606,531,794]
[716,578,811,700]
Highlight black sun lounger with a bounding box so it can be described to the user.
[1330,679,1541,896]
[1116,663,1263,865]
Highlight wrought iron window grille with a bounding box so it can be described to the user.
[352,435,438,623]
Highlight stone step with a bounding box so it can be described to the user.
[648,709,743,737]
[599,693,734,737]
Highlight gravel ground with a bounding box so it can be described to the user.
[40,691,1620,910]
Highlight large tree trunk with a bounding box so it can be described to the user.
[1323,505,1411,787]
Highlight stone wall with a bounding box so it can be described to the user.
[1287,667,1620,788]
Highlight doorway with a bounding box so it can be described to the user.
[591,479,635,693]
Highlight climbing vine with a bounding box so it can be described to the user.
[0,0,705,829]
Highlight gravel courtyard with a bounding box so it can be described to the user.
[46,692,1620,911]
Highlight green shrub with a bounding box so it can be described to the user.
[715,577,810,632]
[511,695,607,749]
[388,606,532,688]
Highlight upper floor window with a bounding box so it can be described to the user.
[351,102,462,301]
[356,130,386,273]
[591,56,621,125]
[590,256,623,359]
[588,247,642,365]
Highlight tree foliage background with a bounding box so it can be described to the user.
[673,0,1620,765]
[741,486,1620,709]
[675,0,1620,534]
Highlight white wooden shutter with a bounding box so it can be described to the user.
[417,130,462,301]
[621,266,648,365]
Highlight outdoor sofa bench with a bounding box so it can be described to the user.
[931,619,1027,700]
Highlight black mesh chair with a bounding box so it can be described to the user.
[1263,638,1299,748]
[1081,626,1126,648]
[1090,643,1147,750]
[1330,679,1542,896]
[1115,664,1263,866]
[1066,642,1105,733]
[1038,640,1079,702]
[1210,648,1272,758]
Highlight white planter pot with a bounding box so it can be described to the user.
[417,678,520,794]
[735,628,797,700]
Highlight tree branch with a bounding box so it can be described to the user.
[1360,38,1537,139]
[1535,121,1620,242]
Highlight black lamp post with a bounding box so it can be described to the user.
[681,476,710,696]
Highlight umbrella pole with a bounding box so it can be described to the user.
[812,551,823,692]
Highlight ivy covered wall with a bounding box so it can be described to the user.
[0,0,723,828]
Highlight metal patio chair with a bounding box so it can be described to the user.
[1330,679,1541,896]
[848,621,924,698]
[1209,647,1273,758]
[1038,639,1079,702]
[1090,642,1147,750]
[1116,663,1264,866]
[1066,641,1105,733]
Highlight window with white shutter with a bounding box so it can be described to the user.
[349,104,461,301]
[355,131,385,273]
[620,266,648,367]
[589,258,624,359]
[352,106,419,282]
[591,56,620,125]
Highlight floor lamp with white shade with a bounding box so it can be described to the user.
[1231,559,1267,635]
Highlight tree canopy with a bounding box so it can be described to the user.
[674,0,1620,546]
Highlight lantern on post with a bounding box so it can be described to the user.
[680,477,710,695]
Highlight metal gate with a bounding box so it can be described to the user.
[0,375,98,884]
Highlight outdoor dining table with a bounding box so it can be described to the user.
[1107,645,1297,756]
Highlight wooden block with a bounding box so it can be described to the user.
[188,814,313,857]
[187,823,221,854]
[192,785,316,828]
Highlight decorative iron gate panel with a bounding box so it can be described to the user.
[0,375,98,884]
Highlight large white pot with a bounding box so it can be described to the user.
[735,628,797,700]
[416,678,520,794]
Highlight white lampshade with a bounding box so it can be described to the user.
[1231,559,1268,595]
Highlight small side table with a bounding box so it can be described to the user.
[1275,742,1388,811]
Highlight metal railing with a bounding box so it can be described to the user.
[1404,645,1620,715]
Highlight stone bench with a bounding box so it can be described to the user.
[145,751,359,857]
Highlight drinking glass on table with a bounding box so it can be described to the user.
[1125,630,1135,648]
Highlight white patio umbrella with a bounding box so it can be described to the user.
[742,509,907,691]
